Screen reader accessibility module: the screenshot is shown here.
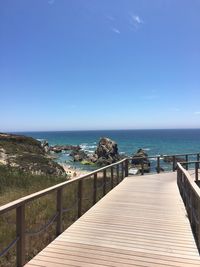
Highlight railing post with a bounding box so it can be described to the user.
[78,180,83,218]
[141,159,144,175]
[16,205,25,267]
[185,155,188,170]
[157,156,160,173]
[172,156,176,172]
[93,173,97,204]
[197,153,200,168]
[56,188,63,236]
[103,169,106,195]
[116,164,119,183]
[197,199,200,248]
[121,162,124,180]
[125,159,129,177]
[195,162,199,182]
[111,166,114,188]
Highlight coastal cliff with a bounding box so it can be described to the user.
[0,133,66,176]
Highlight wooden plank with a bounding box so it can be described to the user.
[25,172,200,267]
[47,242,200,265]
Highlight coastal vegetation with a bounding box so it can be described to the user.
[0,164,121,266]
[0,133,124,266]
[0,133,69,266]
[1,132,199,266]
[0,133,123,206]
[0,132,68,205]
[0,135,59,265]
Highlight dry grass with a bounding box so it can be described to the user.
[0,165,123,267]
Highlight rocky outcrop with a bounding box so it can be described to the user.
[70,137,120,166]
[50,145,81,153]
[41,140,49,153]
[0,133,65,176]
[70,150,88,162]
[40,141,81,154]
[95,137,120,166]
[131,148,150,173]
[163,156,185,163]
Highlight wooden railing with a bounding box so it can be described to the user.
[179,161,200,182]
[1,152,200,266]
[127,152,200,174]
[177,162,200,251]
[0,158,129,267]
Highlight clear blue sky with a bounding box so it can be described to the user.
[1,0,200,131]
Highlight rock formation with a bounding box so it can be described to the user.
[70,150,88,162]
[70,137,120,166]
[50,145,81,153]
[0,133,65,176]
[163,156,185,163]
[95,137,120,166]
[131,148,150,173]
[41,140,49,153]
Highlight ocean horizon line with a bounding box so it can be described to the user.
[6,127,200,133]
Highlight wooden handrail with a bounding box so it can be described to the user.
[127,152,200,160]
[177,163,200,251]
[179,161,200,181]
[179,161,200,164]
[0,158,126,215]
[127,152,200,173]
[1,152,200,266]
[0,158,128,267]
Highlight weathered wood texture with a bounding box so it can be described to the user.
[25,172,200,267]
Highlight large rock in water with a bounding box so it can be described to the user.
[95,137,120,166]
[70,137,120,166]
[131,148,150,173]
[70,150,88,162]
[163,156,185,163]
[50,145,81,153]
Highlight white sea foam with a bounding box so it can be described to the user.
[80,143,88,149]
[89,145,97,149]
[36,138,44,142]
[143,148,151,151]
[85,150,95,153]
[80,143,97,151]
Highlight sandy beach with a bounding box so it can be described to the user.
[61,163,90,179]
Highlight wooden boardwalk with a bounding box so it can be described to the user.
[26,172,200,267]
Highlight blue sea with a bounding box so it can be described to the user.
[18,129,200,171]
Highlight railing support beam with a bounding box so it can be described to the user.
[173,156,176,172]
[116,165,119,183]
[141,159,144,175]
[157,156,160,173]
[103,170,106,195]
[111,166,114,188]
[78,180,83,218]
[185,155,188,170]
[125,159,129,177]
[16,205,25,267]
[195,162,199,182]
[56,188,63,236]
[197,153,200,169]
[93,173,97,204]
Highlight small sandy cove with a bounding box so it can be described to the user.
[61,163,90,179]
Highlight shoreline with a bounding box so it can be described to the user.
[60,163,90,179]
